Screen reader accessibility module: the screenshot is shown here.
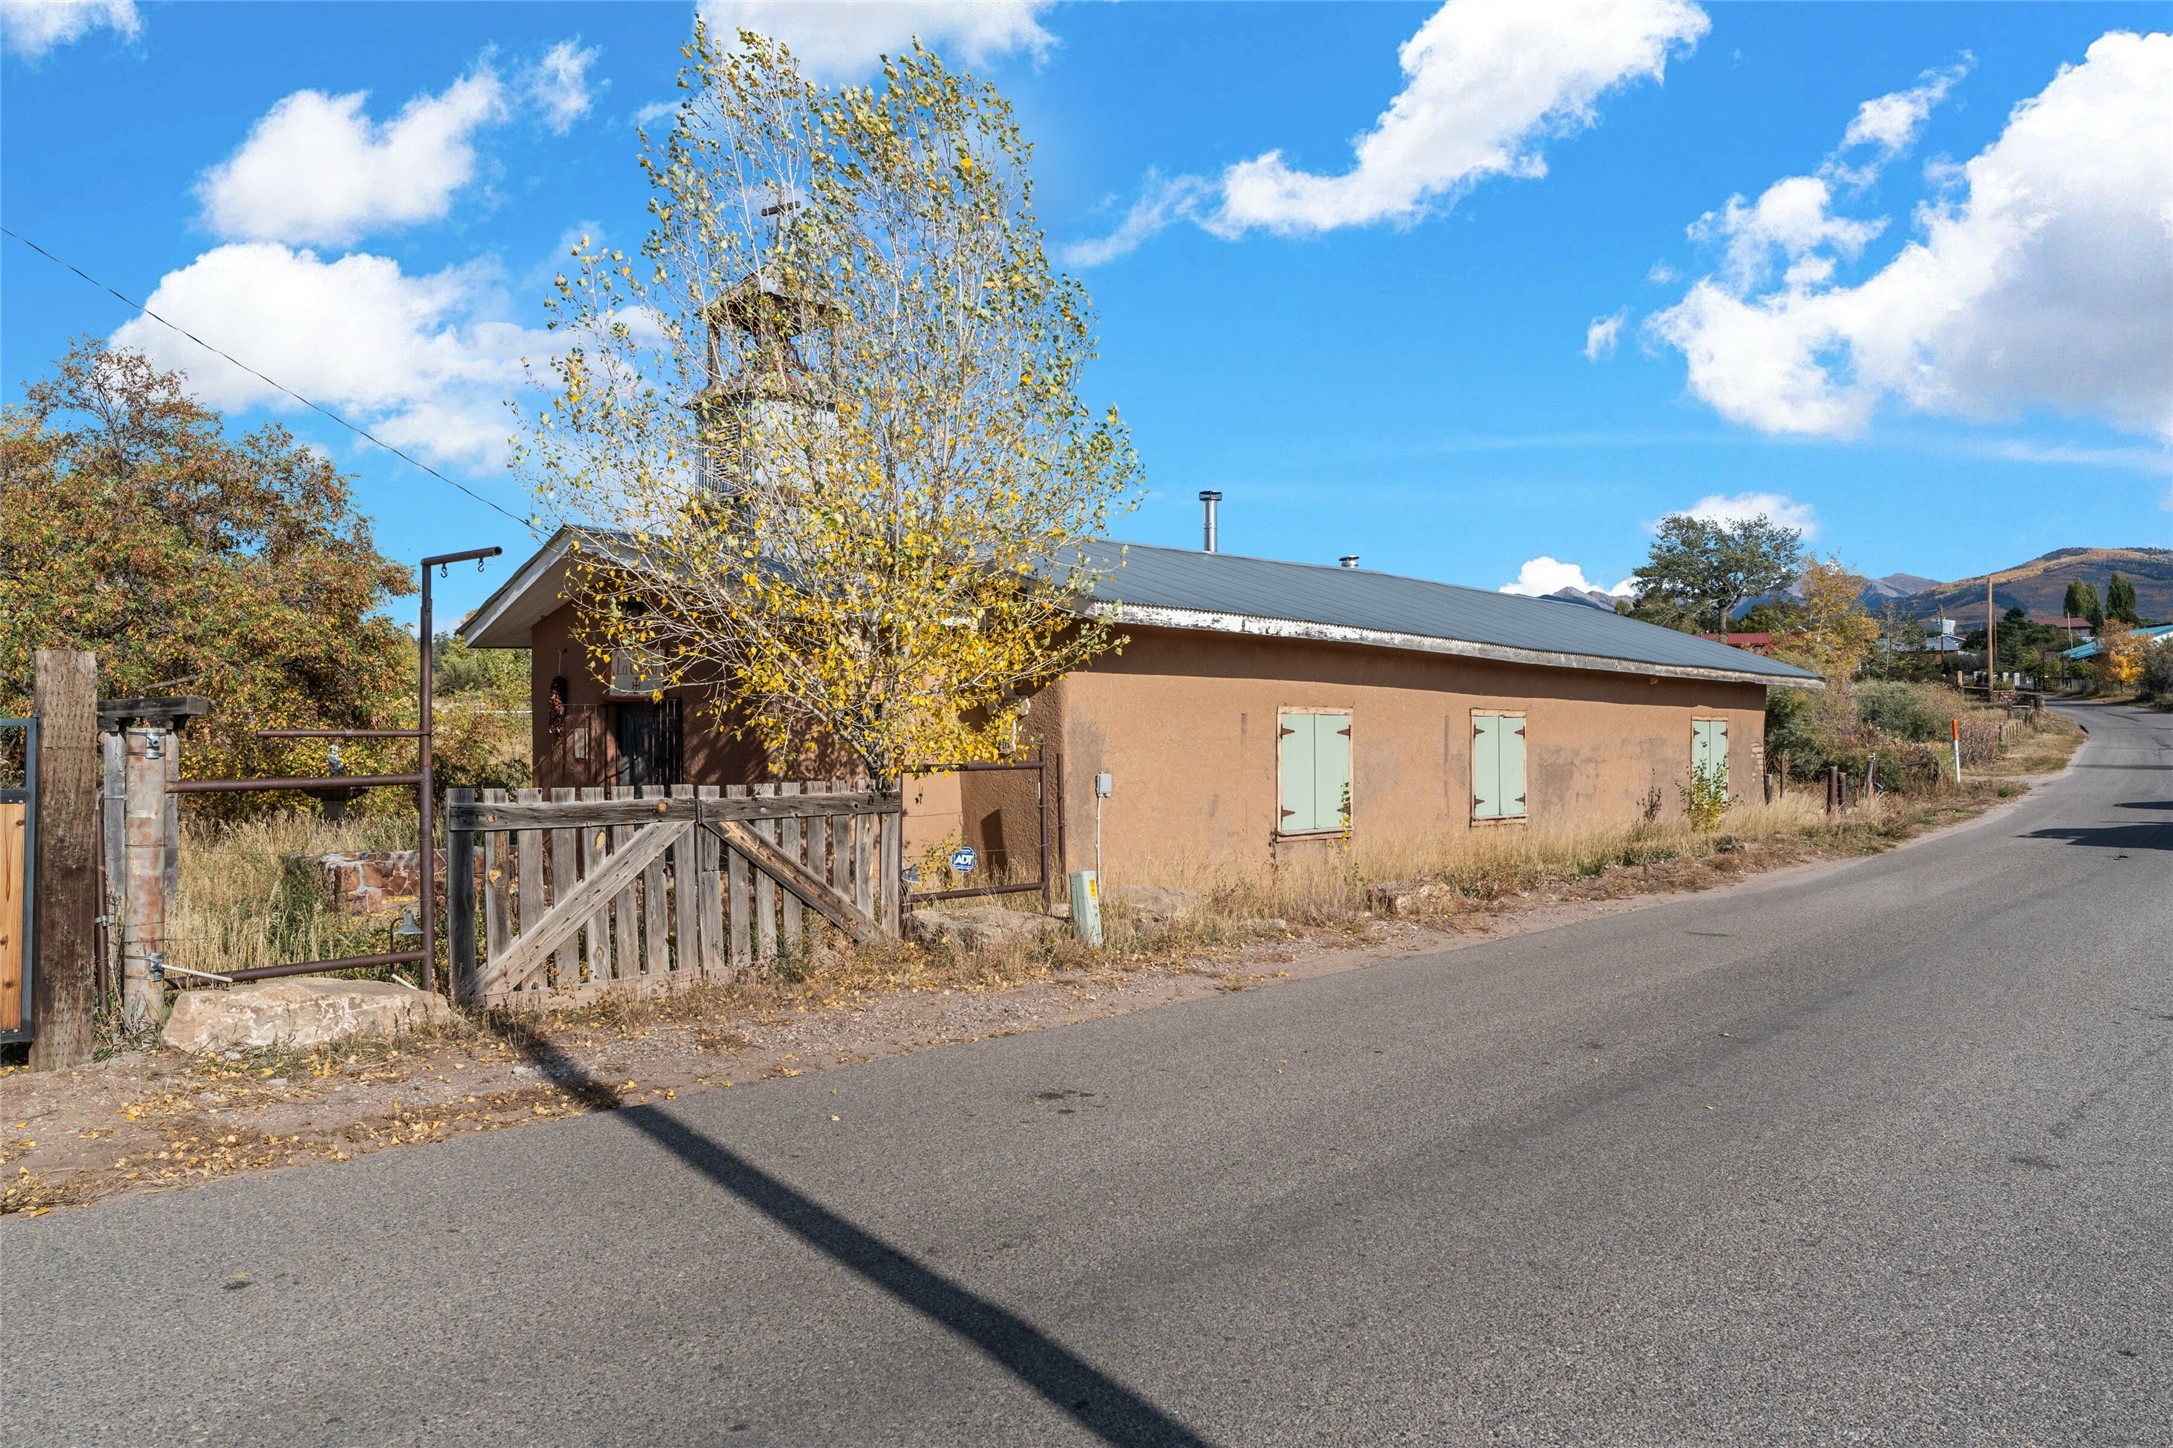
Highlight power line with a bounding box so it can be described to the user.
[2,225,534,529]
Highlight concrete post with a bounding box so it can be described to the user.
[121,725,168,1029]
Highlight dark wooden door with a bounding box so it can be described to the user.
[612,701,682,787]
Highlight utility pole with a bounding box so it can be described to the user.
[1986,574,1996,689]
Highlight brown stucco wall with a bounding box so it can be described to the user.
[529,606,768,791]
[523,604,1774,885]
[1039,626,1770,879]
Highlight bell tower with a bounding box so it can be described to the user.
[687,265,839,499]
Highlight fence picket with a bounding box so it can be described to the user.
[725,784,752,974]
[547,787,580,985]
[607,786,639,983]
[696,785,726,975]
[805,781,831,951]
[778,780,804,952]
[576,787,613,984]
[482,788,511,974]
[638,785,669,980]
[446,788,477,1004]
[752,782,778,963]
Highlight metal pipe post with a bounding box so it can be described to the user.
[417,547,502,995]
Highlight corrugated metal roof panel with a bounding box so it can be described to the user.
[1069,541,1820,683]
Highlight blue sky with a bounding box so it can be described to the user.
[4,1,2169,628]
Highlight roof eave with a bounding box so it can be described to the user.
[1094,603,1825,690]
[459,528,577,649]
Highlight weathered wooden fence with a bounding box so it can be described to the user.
[445,782,903,1009]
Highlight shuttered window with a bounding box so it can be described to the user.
[1692,717,1729,786]
[1472,711,1528,821]
[1278,711,1351,834]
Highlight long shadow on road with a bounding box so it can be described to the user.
[493,1019,1213,1448]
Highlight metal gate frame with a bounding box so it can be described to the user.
[901,750,1064,913]
[0,715,39,1043]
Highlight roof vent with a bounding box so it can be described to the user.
[1198,490,1222,553]
[1339,555,1360,569]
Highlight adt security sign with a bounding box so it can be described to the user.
[949,845,978,875]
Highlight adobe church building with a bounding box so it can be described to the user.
[460,517,1821,881]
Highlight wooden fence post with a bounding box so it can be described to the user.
[446,788,476,1006]
[28,651,98,1071]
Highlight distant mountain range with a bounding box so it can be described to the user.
[1541,549,2173,623]
[1543,570,1943,615]
[1904,548,2173,624]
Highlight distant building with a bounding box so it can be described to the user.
[2061,623,2173,661]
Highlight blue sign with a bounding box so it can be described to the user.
[949,845,978,875]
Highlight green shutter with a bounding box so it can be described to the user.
[1500,714,1527,818]
[1474,714,1527,820]
[1693,718,1729,787]
[1279,713,1313,832]
[1316,713,1351,832]
[1280,712,1352,834]
[1473,715,1501,819]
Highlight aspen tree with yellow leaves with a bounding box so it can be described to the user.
[1774,556,1882,684]
[516,27,1140,781]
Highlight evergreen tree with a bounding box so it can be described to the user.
[2062,578,2094,621]
[2104,572,2139,624]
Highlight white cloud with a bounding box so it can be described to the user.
[699,1,1055,84]
[529,40,600,134]
[196,71,508,246]
[1064,172,1215,269]
[111,243,547,468]
[1067,0,1708,263]
[633,99,681,129]
[1651,31,2173,443]
[1500,557,1632,597]
[1834,57,1971,181]
[0,0,137,57]
[1690,175,1885,287]
[1670,490,1819,536]
[1583,309,1627,361]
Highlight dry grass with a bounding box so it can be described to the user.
[167,809,421,982]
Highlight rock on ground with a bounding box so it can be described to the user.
[162,979,451,1054]
[1367,880,1451,916]
[1105,885,1208,928]
[907,906,1063,953]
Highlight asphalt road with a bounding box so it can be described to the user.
[6,703,2168,1447]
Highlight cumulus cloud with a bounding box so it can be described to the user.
[1583,309,1627,361]
[111,244,548,467]
[698,0,1055,84]
[196,71,508,246]
[528,40,600,134]
[1500,557,1632,597]
[0,0,137,57]
[1067,0,1708,264]
[1650,32,2173,442]
[1669,491,1819,536]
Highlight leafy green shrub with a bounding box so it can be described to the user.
[2140,643,2173,702]
[1855,682,1942,741]
[1680,760,1731,831]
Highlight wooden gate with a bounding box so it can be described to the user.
[0,715,36,1043]
[445,782,903,1009]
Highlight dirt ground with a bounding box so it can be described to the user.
[0,781,2049,1221]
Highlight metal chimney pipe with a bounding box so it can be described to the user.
[1339,555,1360,569]
[1198,490,1222,553]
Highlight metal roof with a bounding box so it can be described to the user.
[462,528,1821,687]
[1070,542,1822,686]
